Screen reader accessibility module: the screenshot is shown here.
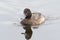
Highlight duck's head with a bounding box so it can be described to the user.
[24,8,32,19]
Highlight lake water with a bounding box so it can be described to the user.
[0,0,60,40]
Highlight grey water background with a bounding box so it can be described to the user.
[0,0,60,40]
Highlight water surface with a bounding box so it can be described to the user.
[0,0,60,40]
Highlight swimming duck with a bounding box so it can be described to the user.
[21,8,45,26]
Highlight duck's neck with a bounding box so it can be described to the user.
[25,15,31,19]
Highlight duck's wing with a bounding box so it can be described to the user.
[31,13,41,20]
[31,13,45,26]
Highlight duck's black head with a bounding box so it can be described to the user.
[24,8,32,19]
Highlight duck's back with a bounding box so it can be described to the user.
[31,13,41,20]
[31,13,45,26]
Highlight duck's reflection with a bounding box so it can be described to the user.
[21,25,33,40]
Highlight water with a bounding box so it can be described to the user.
[0,0,60,40]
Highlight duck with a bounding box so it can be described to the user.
[20,8,45,26]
